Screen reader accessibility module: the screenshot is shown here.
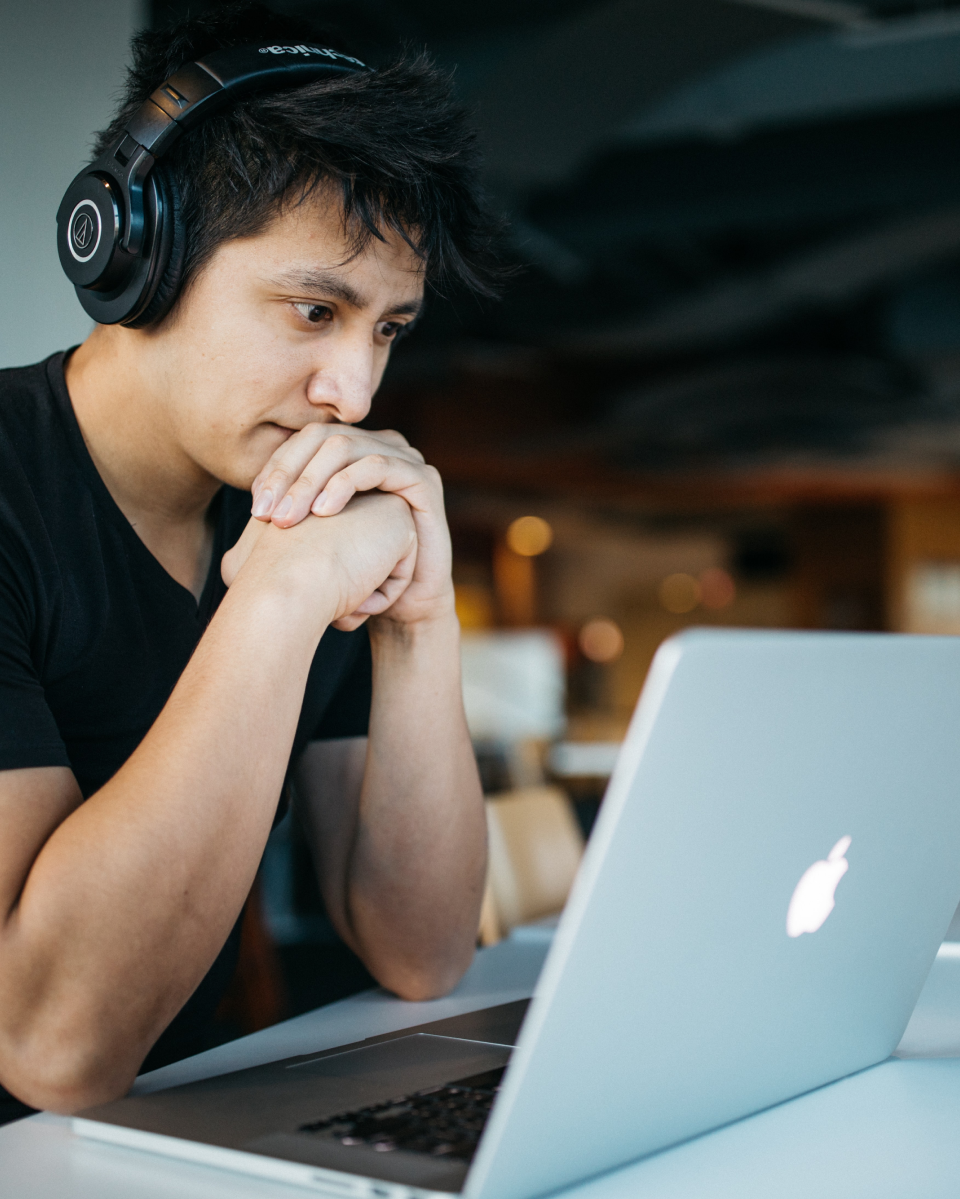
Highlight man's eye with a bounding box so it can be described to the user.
[379,321,409,341]
[293,303,333,324]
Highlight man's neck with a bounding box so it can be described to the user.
[64,327,222,601]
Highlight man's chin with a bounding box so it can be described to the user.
[212,435,291,493]
[206,461,259,494]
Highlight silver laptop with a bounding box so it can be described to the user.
[74,629,960,1199]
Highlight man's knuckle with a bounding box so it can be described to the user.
[354,453,386,473]
[265,467,292,489]
[291,471,321,493]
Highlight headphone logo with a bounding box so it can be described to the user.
[73,214,94,249]
[258,45,365,66]
[68,200,101,263]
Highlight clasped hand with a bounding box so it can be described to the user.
[223,424,453,631]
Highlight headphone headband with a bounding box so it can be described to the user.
[128,44,371,156]
[57,44,372,327]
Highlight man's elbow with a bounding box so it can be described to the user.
[376,945,477,1003]
[388,971,461,1004]
[0,1032,137,1115]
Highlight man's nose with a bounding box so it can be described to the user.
[304,334,375,424]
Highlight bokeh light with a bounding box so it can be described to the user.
[659,572,700,614]
[699,567,736,609]
[506,515,553,557]
[454,583,495,630]
[579,618,624,663]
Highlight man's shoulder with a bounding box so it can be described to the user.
[0,354,60,399]
[0,353,82,558]
[0,354,67,447]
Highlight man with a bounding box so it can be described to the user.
[0,5,498,1121]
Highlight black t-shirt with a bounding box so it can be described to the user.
[0,352,371,1120]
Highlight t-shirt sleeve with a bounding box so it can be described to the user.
[309,625,373,742]
[0,563,70,771]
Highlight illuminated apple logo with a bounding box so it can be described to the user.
[786,836,852,938]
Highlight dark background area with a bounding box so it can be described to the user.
[149,0,960,486]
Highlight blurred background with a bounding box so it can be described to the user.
[7,0,960,1035]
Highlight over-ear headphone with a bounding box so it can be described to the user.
[57,44,372,328]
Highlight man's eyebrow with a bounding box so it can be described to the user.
[267,269,423,316]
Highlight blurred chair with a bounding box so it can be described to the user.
[216,878,286,1034]
[479,785,585,945]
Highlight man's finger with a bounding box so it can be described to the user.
[251,424,327,518]
[252,425,419,500]
[266,434,361,525]
[366,428,419,455]
[340,543,417,617]
[308,457,439,522]
[354,566,416,614]
[331,613,371,632]
[255,430,423,522]
[272,452,434,529]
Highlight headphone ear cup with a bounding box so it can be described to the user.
[125,165,186,329]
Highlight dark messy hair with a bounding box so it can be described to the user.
[92,3,504,315]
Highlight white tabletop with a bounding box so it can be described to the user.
[3,937,960,1199]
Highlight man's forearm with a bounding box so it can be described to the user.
[337,610,486,1000]
[0,569,333,1112]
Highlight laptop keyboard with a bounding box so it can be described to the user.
[298,1067,505,1163]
